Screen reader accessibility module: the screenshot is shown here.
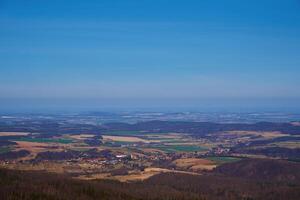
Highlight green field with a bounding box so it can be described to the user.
[16,138,73,144]
[206,156,241,164]
[0,146,11,154]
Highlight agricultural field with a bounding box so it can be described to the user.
[224,131,289,139]
[0,132,30,136]
[0,118,300,183]
[172,158,217,171]
[151,144,207,153]
[206,156,242,164]
[102,135,150,143]
[68,134,95,140]
[15,137,73,144]
[103,130,143,136]
[0,146,11,153]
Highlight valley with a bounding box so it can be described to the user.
[0,113,299,182]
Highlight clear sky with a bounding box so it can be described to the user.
[0,0,300,112]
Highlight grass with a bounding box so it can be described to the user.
[16,137,73,144]
[0,146,11,153]
[288,158,300,163]
[206,156,241,164]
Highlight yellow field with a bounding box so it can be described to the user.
[116,167,200,182]
[77,167,200,182]
[1,161,66,173]
[14,141,50,153]
[102,135,150,143]
[226,131,288,139]
[13,141,65,160]
[0,132,29,136]
[76,173,111,180]
[172,158,217,171]
[68,134,95,140]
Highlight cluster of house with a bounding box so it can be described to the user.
[205,147,230,156]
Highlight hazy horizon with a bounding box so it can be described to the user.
[1,0,300,112]
[1,97,300,114]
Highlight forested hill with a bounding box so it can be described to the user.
[104,121,300,135]
[1,159,300,200]
[1,119,300,136]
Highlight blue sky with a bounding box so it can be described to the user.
[0,0,300,112]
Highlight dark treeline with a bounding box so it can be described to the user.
[1,120,300,136]
[104,121,300,135]
[0,140,16,147]
[33,149,111,161]
[0,120,105,135]
[214,158,300,184]
[232,147,300,160]
[1,159,300,200]
[0,150,29,160]
[0,169,203,200]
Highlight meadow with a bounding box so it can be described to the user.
[15,137,73,144]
